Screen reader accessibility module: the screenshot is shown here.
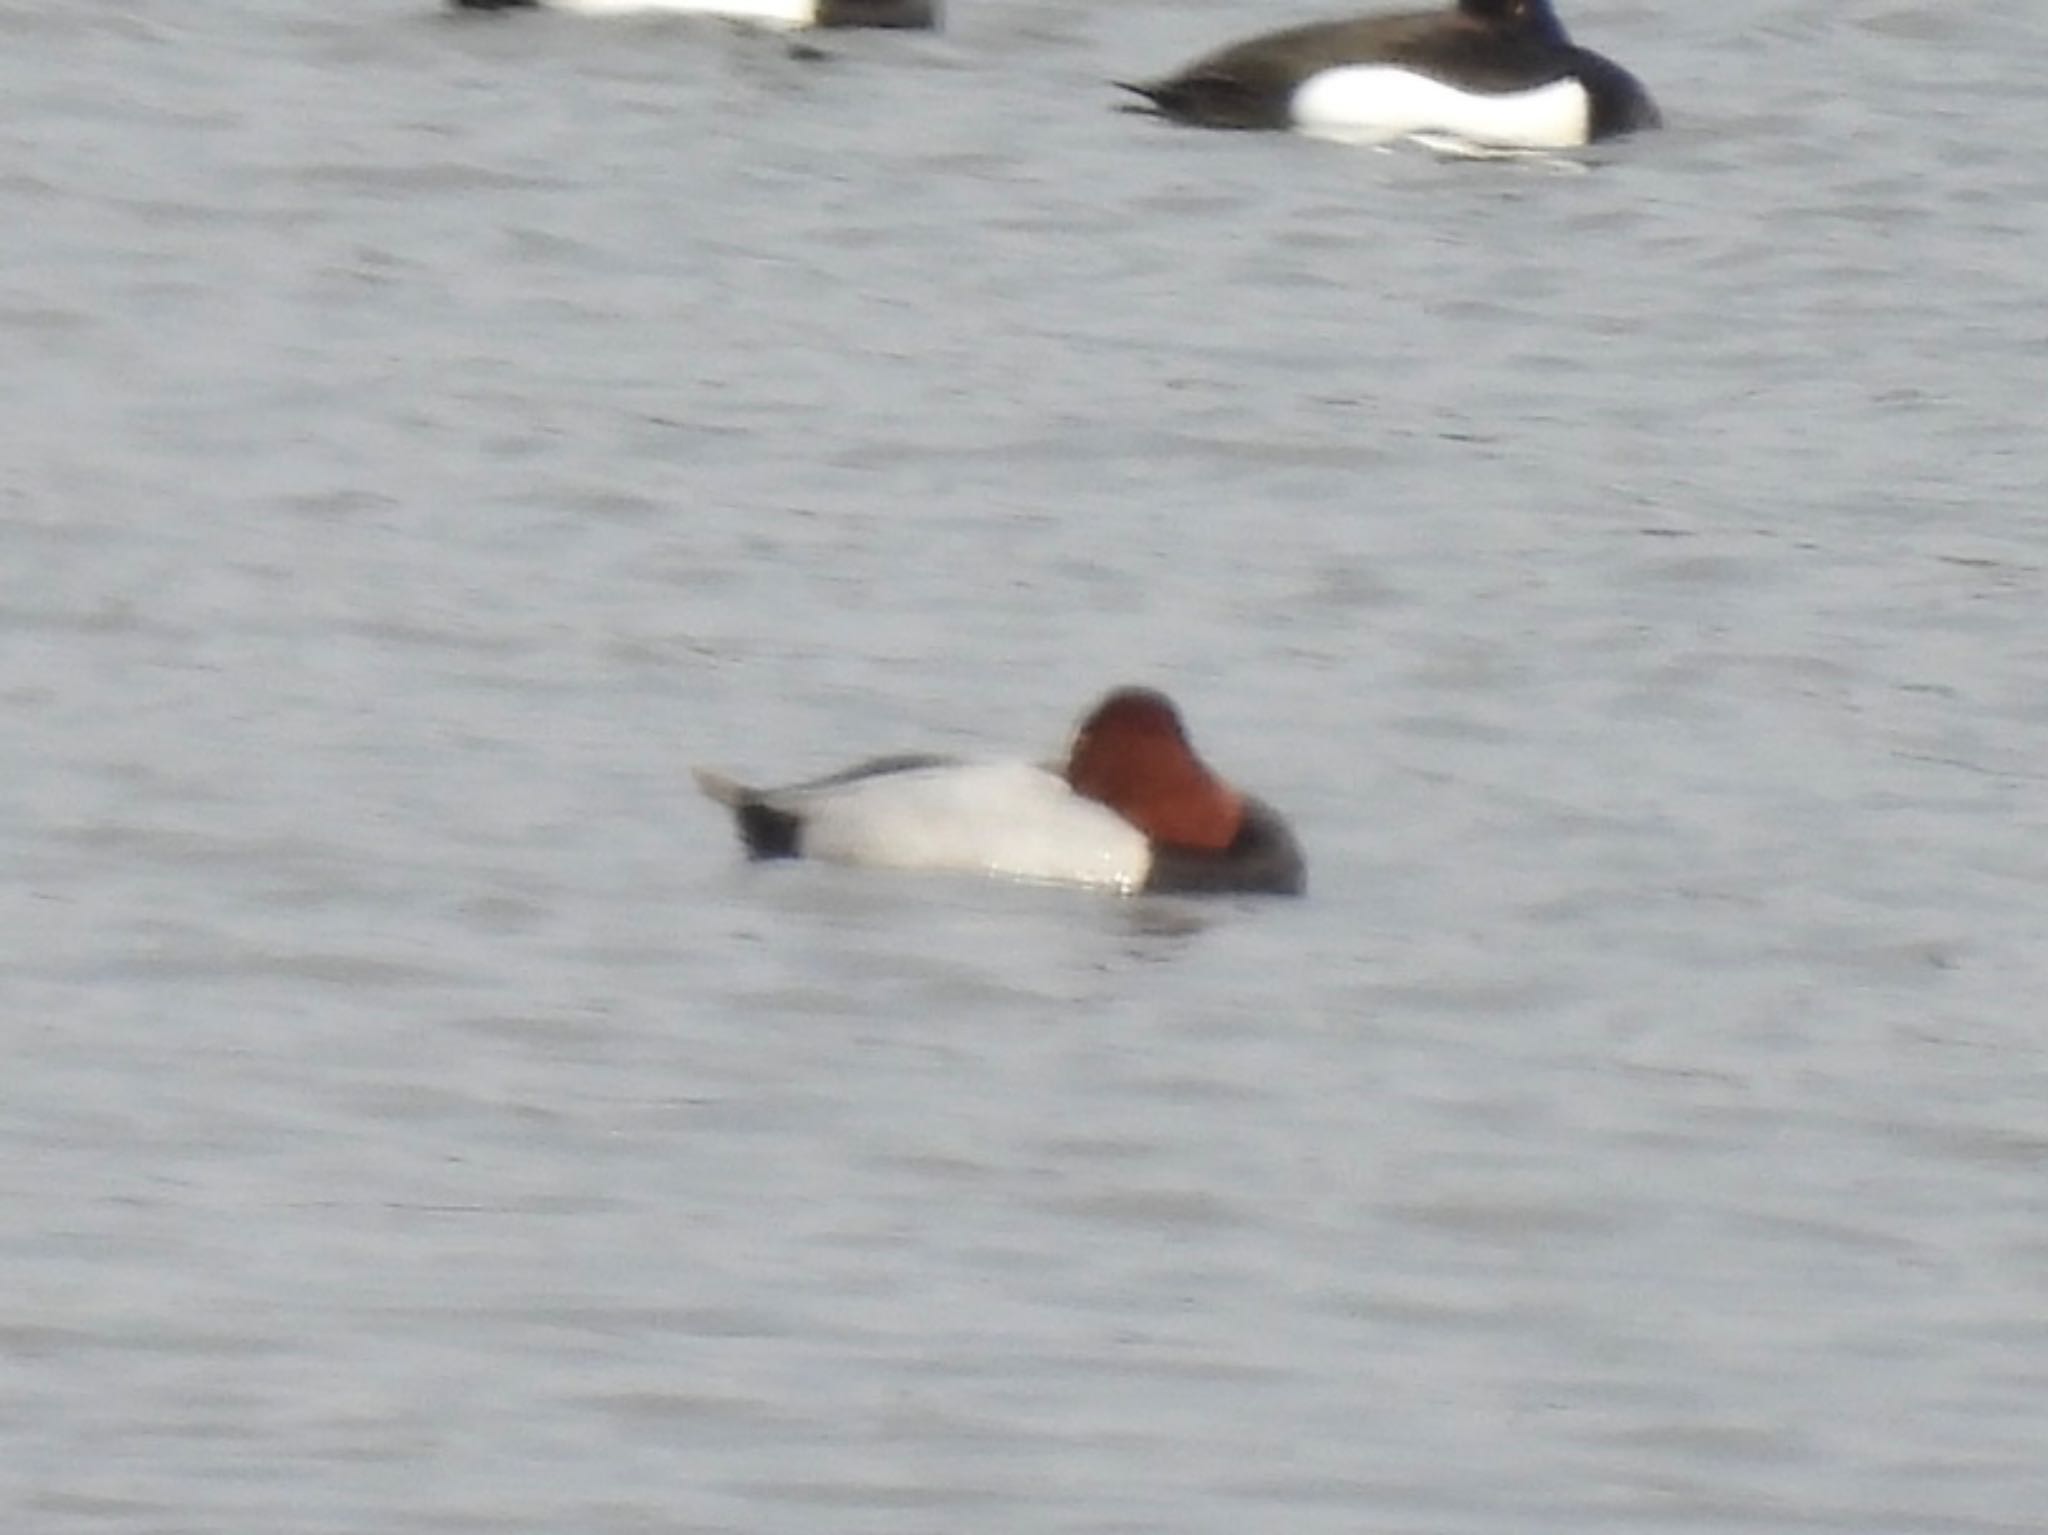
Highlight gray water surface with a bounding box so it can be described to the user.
[6,1,2048,1530]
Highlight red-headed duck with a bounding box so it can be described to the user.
[696,687,1305,896]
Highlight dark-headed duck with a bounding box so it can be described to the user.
[1119,0,1659,151]
[696,687,1305,896]
[448,0,937,31]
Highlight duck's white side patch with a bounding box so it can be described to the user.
[546,0,816,28]
[776,760,1153,892]
[1290,67,1591,151]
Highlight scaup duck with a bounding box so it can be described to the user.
[449,0,937,30]
[1119,0,1659,150]
[696,687,1306,895]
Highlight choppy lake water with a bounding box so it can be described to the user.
[6,1,2048,1530]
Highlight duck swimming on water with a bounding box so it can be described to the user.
[448,0,937,31]
[1119,0,1660,150]
[697,687,1306,896]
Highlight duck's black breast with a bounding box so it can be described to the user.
[1569,46,1662,138]
[1143,798,1306,897]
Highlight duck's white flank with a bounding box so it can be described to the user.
[770,760,1154,891]
[1290,68,1592,150]
[543,0,815,27]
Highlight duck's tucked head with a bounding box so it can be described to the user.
[1065,687,1244,851]
[1460,0,1569,44]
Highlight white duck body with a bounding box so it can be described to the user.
[1290,67,1592,149]
[701,759,1154,891]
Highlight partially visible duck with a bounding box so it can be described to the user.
[696,687,1306,896]
[448,0,937,30]
[1118,0,1660,151]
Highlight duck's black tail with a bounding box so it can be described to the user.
[1113,80,1172,116]
[1111,72,1282,131]
[693,770,802,860]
